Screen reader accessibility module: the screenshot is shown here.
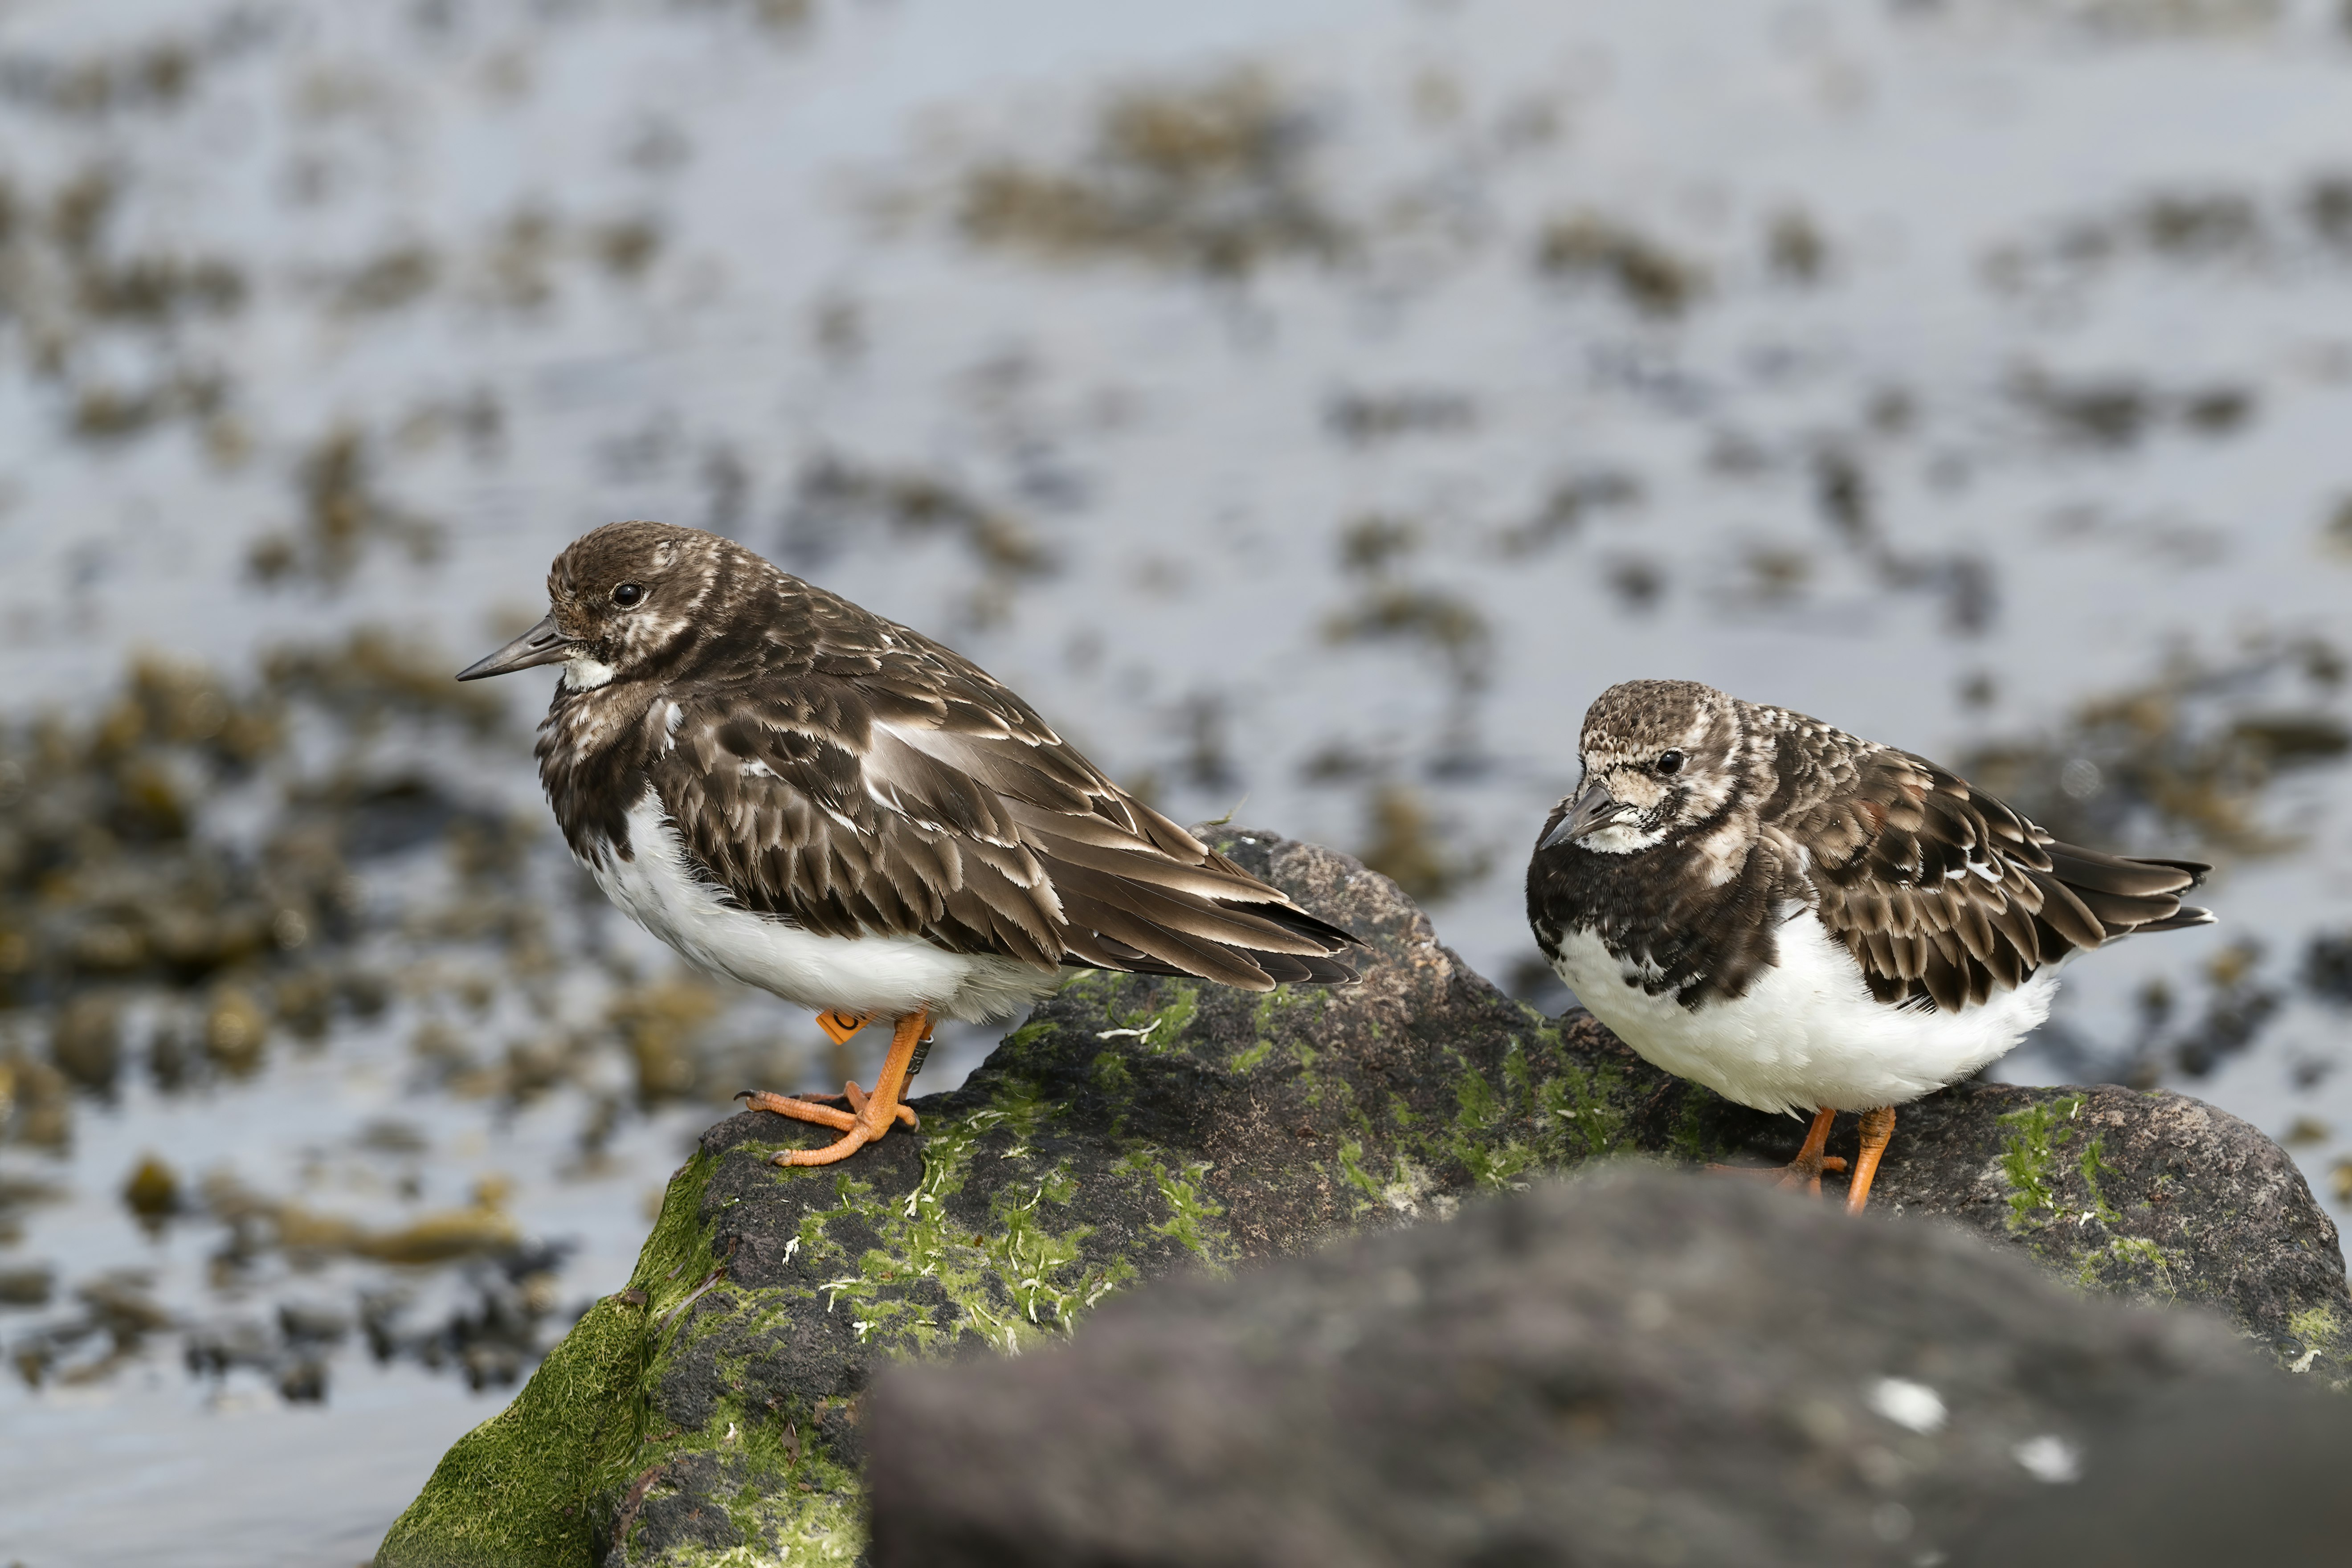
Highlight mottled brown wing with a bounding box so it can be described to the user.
[645,658,1359,989]
[1784,749,2209,1012]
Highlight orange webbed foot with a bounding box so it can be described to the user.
[764,1011,931,1167]
[1707,1107,1849,1196]
[736,1089,858,1131]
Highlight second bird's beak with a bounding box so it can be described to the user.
[1539,781,1627,850]
[455,613,575,681]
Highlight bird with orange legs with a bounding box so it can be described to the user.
[460,521,1361,1166]
[1528,680,2212,1212]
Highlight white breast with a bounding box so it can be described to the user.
[1547,910,2058,1115]
[587,793,1063,1025]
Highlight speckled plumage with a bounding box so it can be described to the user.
[1527,679,2211,1116]
[514,521,1360,1018]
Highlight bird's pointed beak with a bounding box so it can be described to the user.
[455,614,575,681]
[1540,781,1626,850]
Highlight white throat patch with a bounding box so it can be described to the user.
[1581,820,1670,856]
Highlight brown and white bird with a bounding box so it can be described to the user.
[458,521,1360,1165]
[1526,679,2213,1212]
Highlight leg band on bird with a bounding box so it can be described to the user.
[814,1009,868,1045]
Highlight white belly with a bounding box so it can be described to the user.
[1547,911,2058,1115]
[587,793,1063,1025]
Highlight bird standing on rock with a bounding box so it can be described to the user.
[1526,679,2213,1213]
[459,521,1362,1166]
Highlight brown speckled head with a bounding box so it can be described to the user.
[1578,680,1728,767]
[544,520,742,680]
[1565,679,1746,852]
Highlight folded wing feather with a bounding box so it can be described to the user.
[647,681,1360,989]
[1792,750,2209,1013]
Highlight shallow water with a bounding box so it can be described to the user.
[4,0,2352,1560]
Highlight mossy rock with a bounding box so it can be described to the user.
[376,830,2350,1568]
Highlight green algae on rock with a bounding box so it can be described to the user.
[1882,1078,2352,1369]
[376,829,2352,1568]
[372,1152,721,1567]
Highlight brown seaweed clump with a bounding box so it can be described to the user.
[1534,212,1709,318]
[1321,514,1494,697]
[0,164,247,448]
[1353,784,1491,906]
[1973,176,2352,299]
[1962,637,2348,858]
[957,69,1352,277]
[0,636,673,1398]
[0,636,516,1140]
[780,452,1049,625]
[246,426,443,588]
[2007,367,2256,451]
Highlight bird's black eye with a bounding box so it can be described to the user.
[611,583,645,608]
[1656,750,1685,776]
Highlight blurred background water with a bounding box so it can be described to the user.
[3,0,2352,1561]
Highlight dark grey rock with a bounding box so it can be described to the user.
[1845,1077,2348,1367]
[1952,1377,2352,1567]
[865,1165,2298,1568]
[614,1453,744,1562]
[379,829,2351,1568]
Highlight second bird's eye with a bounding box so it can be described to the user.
[611,583,646,608]
[1656,750,1685,776]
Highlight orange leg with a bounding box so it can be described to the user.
[744,1009,932,1168]
[1844,1106,1897,1214]
[1710,1107,1849,1196]
[735,1090,861,1131]
[736,1082,919,1133]
[735,1007,915,1132]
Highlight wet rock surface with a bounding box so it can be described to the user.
[377,830,2351,1568]
[866,1165,2318,1568]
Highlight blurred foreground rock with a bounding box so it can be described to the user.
[376,830,2349,1568]
[869,1164,2335,1568]
[1952,1374,2352,1568]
